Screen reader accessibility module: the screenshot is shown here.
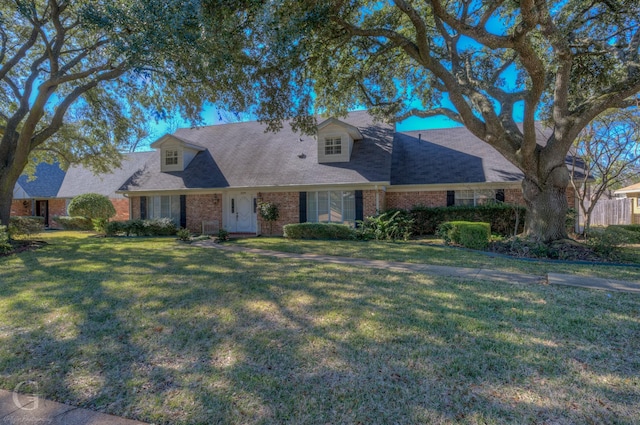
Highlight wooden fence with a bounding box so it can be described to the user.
[586,198,632,227]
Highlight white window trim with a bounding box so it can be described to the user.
[324,136,342,155]
[455,189,498,206]
[165,149,179,166]
[307,190,355,225]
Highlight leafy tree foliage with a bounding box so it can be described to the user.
[570,109,640,234]
[206,0,640,242]
[0,0,254,226]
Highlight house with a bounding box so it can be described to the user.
[11,111,579,234]
[118,111,579,235]
[614,182,640,224]
[11,162,67,227]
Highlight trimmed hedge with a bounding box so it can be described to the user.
[53,216,93,231]
[9,216,45,238]
[284,223,356,240]
[407,204,525,236]
[105,218,177,237]
[438,221,491,250]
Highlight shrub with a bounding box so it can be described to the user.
[68,193,116,220]
[587,226,636,257]
[8,216,45,239]
[177,228,191,241]
[105,218,178,237]
[0,225,11,254]
[258,201,279,235]
[53,216,93,230]
[216,228,230,242]
[607,225,640,243]
[438,221,491,250]
[408,203,525,236]
[357,210,414,241]
[284,223,356,240]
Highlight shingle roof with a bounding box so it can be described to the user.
[391,127,525,185]
[58,152,155,199]
[15,162,66,198]
[119,111,394,192]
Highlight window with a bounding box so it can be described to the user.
[147,195,181,223]
[165,150,179,166]
[324,137,342,155]
[455,189,500,206]
[306,191,355,225]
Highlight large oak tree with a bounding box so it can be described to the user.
[0,0,253,226]
[220,0,640,242]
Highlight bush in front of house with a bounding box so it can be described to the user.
[284,223,356,240]
[67,193,116,233]
[105,218,178,237]
[586,226,639,258]
[8,216,45,239]
[408,203,525,236]
[438,221,491,250]
[258,201,279,235]
[357,210,414,241]
[53,216,93,231]
[0,225,11,254]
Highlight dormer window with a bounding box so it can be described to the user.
[324,137,342,155]
[165,150,179,166]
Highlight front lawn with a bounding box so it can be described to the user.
[231,237,640,282]
[1,232,638,424]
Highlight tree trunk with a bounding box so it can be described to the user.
[521,165,570,242]
[0,173,18,227]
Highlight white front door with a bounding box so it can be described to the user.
[227,192,257,233]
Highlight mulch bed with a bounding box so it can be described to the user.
[489,237,606,262]
[0,240,48,257]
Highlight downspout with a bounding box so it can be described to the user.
[375,185,379,213]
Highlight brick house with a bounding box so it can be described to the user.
[118,111,580,235]
[615,182,640,225]
[11,162,66,228]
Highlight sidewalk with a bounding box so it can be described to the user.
[0,390,148,425]
[192,240,640,293]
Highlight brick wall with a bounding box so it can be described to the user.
[257,192,299,236]
[131,196,141,219]
[386,191,448,210]
[186,194,222,234]
[10,200,31,216]
[111,198,130,221]
[48,199,67,228]
[363,189,385,217]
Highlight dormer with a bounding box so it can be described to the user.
[150,134,206,172]
[316,117,363,163]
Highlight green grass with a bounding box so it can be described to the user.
[231,237,640,282]
[1,232,639,424]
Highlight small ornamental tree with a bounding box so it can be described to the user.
[67,193,116,234]
[258,201,279,235]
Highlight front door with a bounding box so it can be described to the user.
[35,200,49,227]
[227,192,256,233]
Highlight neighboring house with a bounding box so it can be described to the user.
[11,162,66,227]
[615,182,640,224]
[57,152,155,221]
[118,111,579,235]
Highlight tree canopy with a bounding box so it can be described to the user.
[202,0,640,241]
[0,0,254,225]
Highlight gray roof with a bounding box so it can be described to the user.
[58,152,155,198]
[120,111,394,192]
[15,162,66,198]
[391,127,525,185]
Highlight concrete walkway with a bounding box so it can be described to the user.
[0,389,147,425]
[192,240,640,293]
[3,242,638,425]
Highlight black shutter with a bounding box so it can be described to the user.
[140,197,147,219]
[180,195,187,228]
[299,192,307,223]
[495,189,505,203]
[446,190,455,207]
[355,190,364,223]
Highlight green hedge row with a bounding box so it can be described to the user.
[283,223,355,240]
[53,216,93,231]
[438,221,491,250]
[406,204,525,236]
[9,216,45,238]
[106,218,178,237]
